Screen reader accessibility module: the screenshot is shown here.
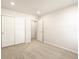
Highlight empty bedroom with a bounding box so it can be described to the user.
[1,0,78,59]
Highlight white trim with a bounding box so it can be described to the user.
[25,16,26,43]
[44,41,78,54]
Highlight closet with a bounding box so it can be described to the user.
[1,8,37,48]
[2,15,30,47]
[2,16,15,47]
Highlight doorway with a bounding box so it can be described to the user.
[31,20,38,41]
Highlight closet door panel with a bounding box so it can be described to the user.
[2,16,14,47]
[15,16,25,44]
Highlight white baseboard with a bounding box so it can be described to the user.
[44,41,78,54]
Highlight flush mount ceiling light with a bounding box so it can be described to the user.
[10,2,15,5]
[36,11,40,15]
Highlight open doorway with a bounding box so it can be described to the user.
[31,20,38,41]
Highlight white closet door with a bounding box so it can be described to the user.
[15,16,25,44]
[2,16,14,47]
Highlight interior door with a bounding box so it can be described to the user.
[15,16,25,44]
[2,16,14,47]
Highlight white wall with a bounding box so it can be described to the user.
[38,5,78,53]
[1,8,35,44]
[15,16,25,44]
[25,16,32,43]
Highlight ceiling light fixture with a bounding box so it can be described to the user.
[10,2,15,6]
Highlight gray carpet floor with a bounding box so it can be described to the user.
[2,40,78,59]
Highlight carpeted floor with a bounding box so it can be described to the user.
[2,40,78,59]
